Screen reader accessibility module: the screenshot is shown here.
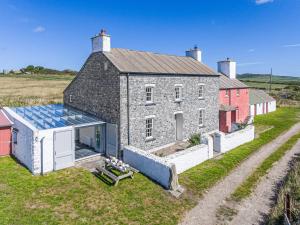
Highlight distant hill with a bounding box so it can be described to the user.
[237,73,300,85]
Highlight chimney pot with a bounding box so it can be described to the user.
[186,45,202,62]
[91,28,111,52]
[217,58,237,79]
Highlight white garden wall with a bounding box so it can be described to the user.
[268,101,276,112]
[123,146,178,189]
[165,144,211,174]
[214,125,255,153]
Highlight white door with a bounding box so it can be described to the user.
[54,129,74,170]
[175,113,183,141]
[106,123,118,157]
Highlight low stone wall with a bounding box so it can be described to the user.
[123,146,178,190]
[214,125,255,153]
[165,143,211,174]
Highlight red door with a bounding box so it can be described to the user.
[266,103,268,113]
[0,127,11,156]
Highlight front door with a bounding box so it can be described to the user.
[54,129,74,170]
[175,113,183,141]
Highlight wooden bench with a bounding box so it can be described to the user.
[96,165,134,186]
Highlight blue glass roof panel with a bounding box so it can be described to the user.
[11,104,105,130]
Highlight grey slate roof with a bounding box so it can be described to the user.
[219,74,248,89]
[249,89,275,105]
[103,48,218,75]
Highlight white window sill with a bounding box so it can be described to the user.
[199,125,205,128]
[145,137,155,142]
[145,102,155,106]
[198,97,204,100]
[175,99,182,103]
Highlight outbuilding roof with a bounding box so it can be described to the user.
[219,104,237,112]
[103,48,218,75]
[249,89,275,105]
[9,104,105,130]
[0,109,13,128]
[219,74,248,89]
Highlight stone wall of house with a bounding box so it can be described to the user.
[63,52,121,125]
[119,74,220,151]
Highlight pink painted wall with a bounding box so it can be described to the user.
[219,88,249,133]
[219,88,249,122]
[219,111,232,133]
[0,127,11,156]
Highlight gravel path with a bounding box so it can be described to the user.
[179,122,300,225]
[229,139,300,225]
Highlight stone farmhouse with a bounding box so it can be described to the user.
[64,30,220,157]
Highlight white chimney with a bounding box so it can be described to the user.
[186,46,202,62]
[217,58,236,79]
[91,29,111,52]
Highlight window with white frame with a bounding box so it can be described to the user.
[199,109,205,127]
[236,89,240,96]
[145,86,154,103]
[146,117,154,138]
[225,89,229,97]
[175,85,182,101]
[198,84,204,98]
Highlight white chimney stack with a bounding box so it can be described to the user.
[91,29,111,53]
[186,45,202,62]
[217,58,236,79]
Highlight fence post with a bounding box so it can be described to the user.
[285,193,291,221]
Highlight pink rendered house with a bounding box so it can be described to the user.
[218,59,249,133]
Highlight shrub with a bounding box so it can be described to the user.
[188,133,201,147]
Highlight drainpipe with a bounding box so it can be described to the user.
[126,73,130,145]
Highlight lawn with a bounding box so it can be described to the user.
[0,157,195,225]
[179,107,300,197]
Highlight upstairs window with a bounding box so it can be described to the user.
[146,118,154,139]
[145,84,155,104]
[225,90,229,97]
[198,84,204,99]
[199,109,205,127]
[175,84,182,101]
[236,89,240,96]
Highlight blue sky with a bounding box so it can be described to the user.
[0,0,299,76]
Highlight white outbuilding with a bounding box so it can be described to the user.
[2,104,116,174]
[249,89,276,116]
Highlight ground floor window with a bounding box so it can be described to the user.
[199,109,204,127]
[146,118,153,138]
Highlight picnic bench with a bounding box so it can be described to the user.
[96,158,139,186]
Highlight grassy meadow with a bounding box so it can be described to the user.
[0,74,73,107]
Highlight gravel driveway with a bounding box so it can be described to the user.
[179,122,300,225]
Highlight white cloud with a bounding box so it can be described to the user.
[255,0,273,5]
[248,49,255,52]
[282,43,300,48]
[237,62,263,67]
[33,26,46,33]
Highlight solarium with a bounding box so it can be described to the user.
[4,104,106,174]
